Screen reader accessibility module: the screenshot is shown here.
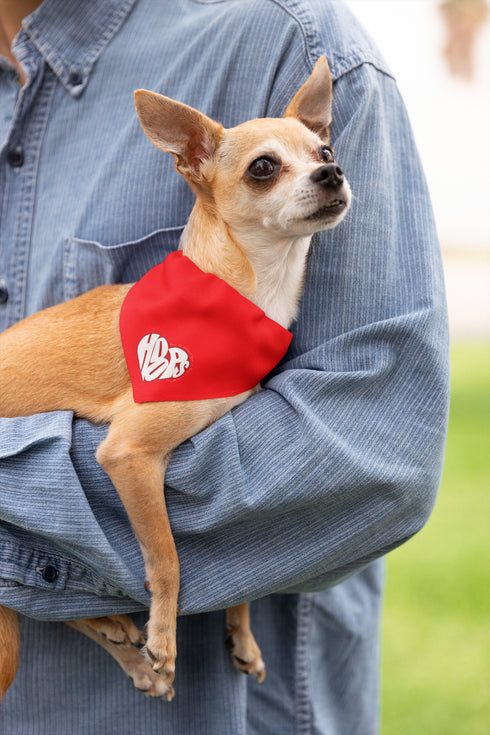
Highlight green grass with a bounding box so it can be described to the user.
[381,342,490,735]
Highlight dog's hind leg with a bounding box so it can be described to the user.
[66,618,173,699]
[226,603,266,682]
[69,614,145,647]
[0,606,20,700]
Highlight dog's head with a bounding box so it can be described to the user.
[135,57,351,241]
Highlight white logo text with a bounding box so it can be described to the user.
[137,333,190,382]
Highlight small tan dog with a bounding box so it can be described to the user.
[0,57,350,701]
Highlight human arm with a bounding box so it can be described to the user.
[0,57,449,620]
[162,61,450,608]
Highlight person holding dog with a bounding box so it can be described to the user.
[0,1,449,733]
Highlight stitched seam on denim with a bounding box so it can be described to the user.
[63,225,187,300]
[0,539,125,597]
[266,0,322,72]
[67,225,186,252]
[264,0,394,81]
[295,593,313,735]
[78,0,138,71]
[63,237,77,302]
[1,60,33,325]
[10,66,57,321]
[0,145,10,325]
[330,56,396,82]
[24,0,138,94]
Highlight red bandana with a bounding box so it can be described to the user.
[119,251,293,402]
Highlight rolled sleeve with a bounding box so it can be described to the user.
[0,414,149,618]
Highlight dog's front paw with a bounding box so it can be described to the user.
[144,626,177,696]
[128,663,175,700]
[226,628,266,683]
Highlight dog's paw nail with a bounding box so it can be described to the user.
[234,656,266,682]
[231,651,266,683]
[145,646,159,664]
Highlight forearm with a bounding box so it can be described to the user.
[0,413,148,619]
[164,314,448,611]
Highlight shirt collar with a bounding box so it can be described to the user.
[18,0,138,98]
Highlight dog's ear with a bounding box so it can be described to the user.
[284,56,332,142]
[134,91,223,181]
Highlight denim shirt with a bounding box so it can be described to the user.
[0,0,449,733]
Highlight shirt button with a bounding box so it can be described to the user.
[7,148,24,168]
[0,281,8,304]
[68,71,83,87]
[41,565,59,583]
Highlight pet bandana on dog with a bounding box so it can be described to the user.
[119,250,293,402]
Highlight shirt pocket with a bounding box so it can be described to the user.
[63,226,185,300]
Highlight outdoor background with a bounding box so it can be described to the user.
[343,2,490,734]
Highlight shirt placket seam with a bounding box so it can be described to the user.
[295,592,313,735]
[11,65,57,322]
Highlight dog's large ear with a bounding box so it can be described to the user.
[134,91,223,181]
[284,56,333,142]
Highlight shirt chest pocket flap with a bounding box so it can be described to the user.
[63,226,185,300]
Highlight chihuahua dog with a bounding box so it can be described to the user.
[0,57,350,701]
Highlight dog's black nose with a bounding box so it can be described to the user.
[311,163,344,188]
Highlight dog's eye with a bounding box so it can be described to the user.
[319,146,334,163]
[248,157,277,180]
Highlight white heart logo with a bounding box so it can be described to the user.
[137,333,190,382]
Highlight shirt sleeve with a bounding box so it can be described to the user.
[0,62,449,620]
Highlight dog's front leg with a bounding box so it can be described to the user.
[95,404,183,697]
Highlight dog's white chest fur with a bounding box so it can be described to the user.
[251,236,311,329]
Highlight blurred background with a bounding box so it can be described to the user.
[343,1,490,733]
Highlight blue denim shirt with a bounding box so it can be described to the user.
[0,0,449,732]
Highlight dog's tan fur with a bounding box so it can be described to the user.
[0,57,351,700]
